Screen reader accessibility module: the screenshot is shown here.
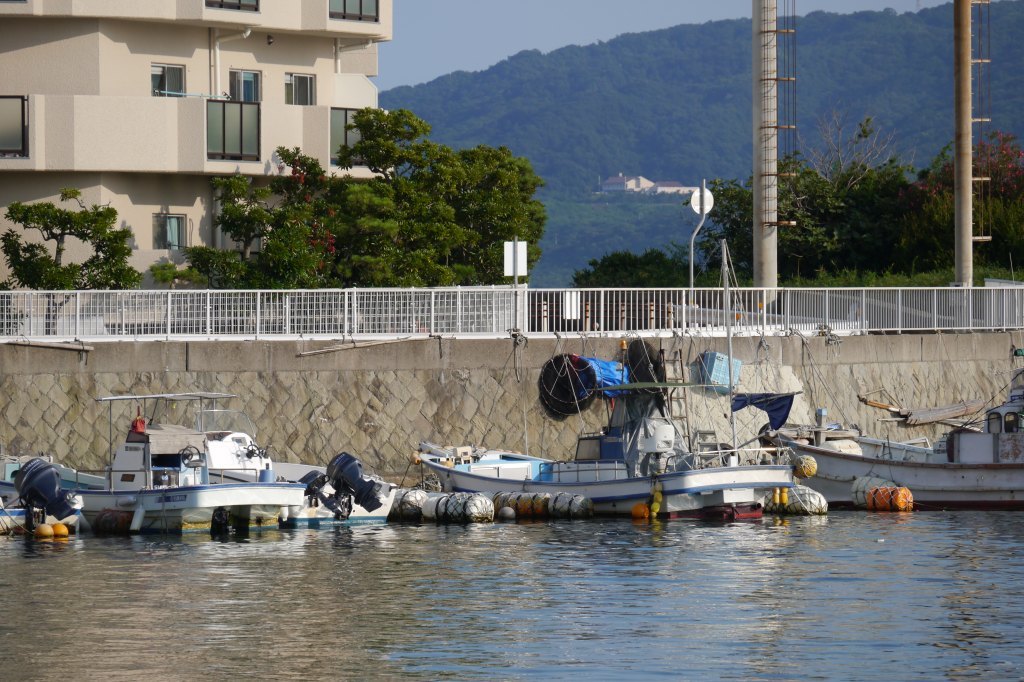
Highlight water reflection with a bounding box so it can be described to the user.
[2,514,1024,679]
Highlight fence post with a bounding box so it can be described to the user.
[256,291,262,339]
[166,291,172,340]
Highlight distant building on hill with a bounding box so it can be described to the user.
[599,174,695,196]
[600,173,654,193]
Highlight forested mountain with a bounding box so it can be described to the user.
[381,2,1024,285]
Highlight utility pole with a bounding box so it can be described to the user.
[954,0,973,286]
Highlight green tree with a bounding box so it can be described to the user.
[572,246,688,288]
[2,188,141,290]
[897,132,1024,276]
[192,109,546,289]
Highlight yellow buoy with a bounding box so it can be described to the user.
[34,523,54,539]
[52,522,69,538]
[780,487,789,505]
[631,502,650,520]
[793,455,818,479]
[772,488,781,505]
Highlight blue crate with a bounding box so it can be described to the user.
[697,351,742,394]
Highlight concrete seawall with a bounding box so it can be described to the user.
[1,332,1019,483]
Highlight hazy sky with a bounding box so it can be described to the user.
[376,0,952,91]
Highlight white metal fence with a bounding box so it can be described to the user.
[1,286,1022,342]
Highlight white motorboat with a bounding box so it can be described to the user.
[0,393,392,534]
[772,368,1024,510]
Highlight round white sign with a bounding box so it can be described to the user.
[689,187,714,215]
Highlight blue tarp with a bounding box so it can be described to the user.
[580,357,629,398]
[731,393,796,430]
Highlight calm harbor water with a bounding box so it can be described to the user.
[2,511,1023,681]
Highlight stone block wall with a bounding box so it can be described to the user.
[0,331,1018,485]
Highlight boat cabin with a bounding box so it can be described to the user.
[947,369,1024,464]
[112,423,208,490]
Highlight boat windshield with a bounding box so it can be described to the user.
[195,409,257,439]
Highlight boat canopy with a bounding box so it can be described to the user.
[731,393,797,430]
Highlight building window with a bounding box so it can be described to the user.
[229,70,261,102]
[0,96,28,158]
[151,64,185,97]
[330,108,363,166]
[285,74,316,106]
[205,0,259,10]
[329,0,378,21]
[153,214,187,250]
[207,100,260,161]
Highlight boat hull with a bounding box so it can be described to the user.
[785,439,1024,510]
[0,509,81,534]
[74,482,308,534]
[420,457,793,520]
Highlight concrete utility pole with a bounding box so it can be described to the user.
[752,0,778,289]
[953,0,973,286]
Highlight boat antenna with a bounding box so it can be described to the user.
[722,239,738,449]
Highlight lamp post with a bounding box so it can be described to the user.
[688,179,714,302]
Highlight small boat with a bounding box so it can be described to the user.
[771,368,1024,510]
[418,241,799,521]
[2,393,311,532]
[418,388,797,521]
[0,393,392,533]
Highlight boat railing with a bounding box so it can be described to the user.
[538,460,630,483]
[3,284,1024,342]
[673,446,788,471]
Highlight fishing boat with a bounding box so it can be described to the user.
[419,241,800,521]
[770,368,1024,509]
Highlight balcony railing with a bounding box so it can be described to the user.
[207,100,260,161]
[0,95,28,158]
[205,0,259,10]
[329,0,379,21]
[1,286,1023,342]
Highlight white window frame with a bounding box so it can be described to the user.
[285,73,316,106]
[151,64,185,97]
[229,70,262,103]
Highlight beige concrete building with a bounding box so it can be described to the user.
[0,0,392,284]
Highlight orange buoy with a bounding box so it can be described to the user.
[867,486,914,512]
[51,522,70,538]
[631,502,650,520]
[34,523,54,539]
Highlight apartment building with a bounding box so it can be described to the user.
[0,0,392,284]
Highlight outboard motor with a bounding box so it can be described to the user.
[300,452,392,519]
[13,458,80,521]
[326,452,392,512]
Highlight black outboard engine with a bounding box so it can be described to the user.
[326,452,392,512]
[13,458,80,522]
[300,452,392,519]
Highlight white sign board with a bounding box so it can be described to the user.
[690,187,714,215]
[504,240,528,278]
